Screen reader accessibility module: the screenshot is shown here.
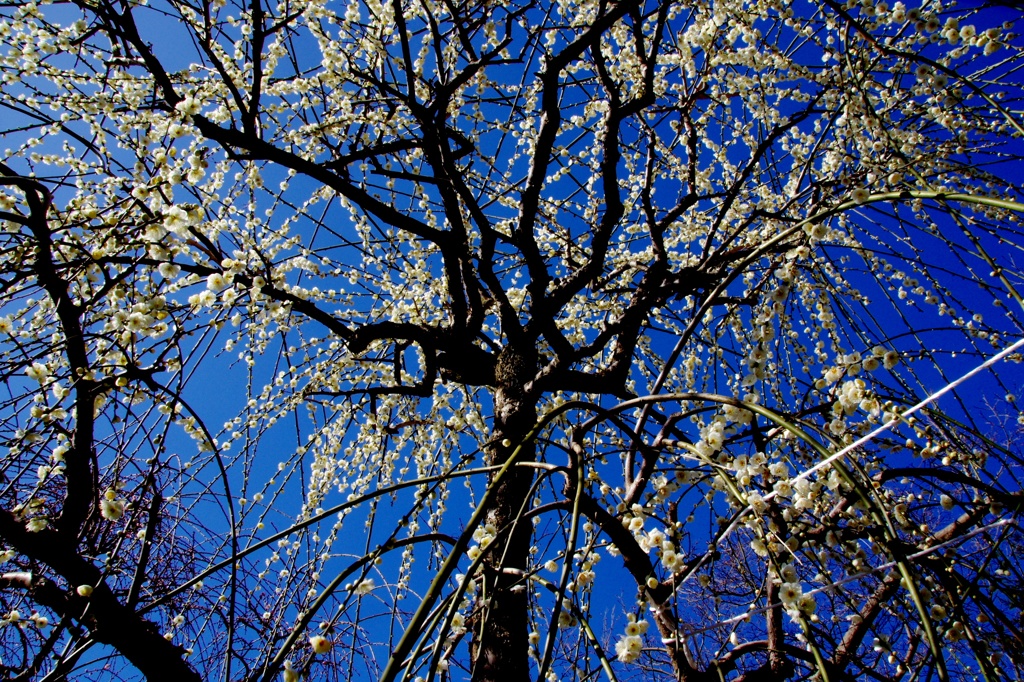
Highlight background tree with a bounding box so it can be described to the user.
[0,0,1023,680]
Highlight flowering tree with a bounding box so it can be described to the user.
[1,0,1023,680]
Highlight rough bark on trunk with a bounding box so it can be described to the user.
[471,345,537,682]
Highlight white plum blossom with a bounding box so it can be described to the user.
[309,635,332,654]
[207,273,229,292]
[175,95,202,116]
[615,617,648,663]
[100,498,124,522]
[778,582,802,606]
[25,363,49,383]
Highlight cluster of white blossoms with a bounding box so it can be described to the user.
[641,526,686,572]
[344,578,375,596]
[614,615,649,664]
[694,418,727,458]
[449,572,477,638]
[729,452,769,488]
[775,564,816,621]
[99,488,126,522]
[11,496,47,533]
[466,522,497,561]
[556,598,578,629]
[1,609,48,629]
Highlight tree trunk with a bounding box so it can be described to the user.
[0,512,202,682]
[471,345,537,682]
